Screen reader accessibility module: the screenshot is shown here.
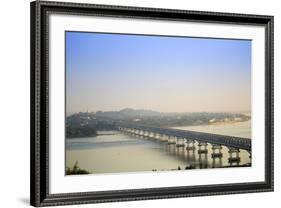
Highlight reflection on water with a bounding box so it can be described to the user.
[66,128,251,174]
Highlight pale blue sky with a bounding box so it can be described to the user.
[66,31,251,114]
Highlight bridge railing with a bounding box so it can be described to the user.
[117,122,251,151]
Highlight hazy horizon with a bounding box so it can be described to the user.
[66,32,251,114]
[66,108,251,116]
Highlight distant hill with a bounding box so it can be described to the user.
[95,108,163,119]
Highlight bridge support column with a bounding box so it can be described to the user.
[211,144,222,168]
[154,133,161,141]
[212,155,222,168]
[146,131,150,137]
[176,137,185,148]
[186,139,195,151]
[167,136,176,145]
[159,134,166,142]
[186,142,196,160]
[228,147,240,166]
[186,139,196,152]
[211,144,223,158]
[198,142,208,154]
[198,142,208,168]
[131,129,136,135]
[155,133,160,140]
[143,131,148,137]
[136,129,141,137]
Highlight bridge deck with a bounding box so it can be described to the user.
[117,122,251,151]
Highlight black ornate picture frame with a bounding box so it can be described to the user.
[30,0,274,207]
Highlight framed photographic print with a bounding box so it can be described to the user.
[30,0,274,207]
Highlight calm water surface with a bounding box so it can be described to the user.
[66,121,251,174]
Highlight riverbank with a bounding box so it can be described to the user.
[67,131,119,139]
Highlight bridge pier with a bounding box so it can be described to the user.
[167,136,176,145]
[211,144,223,158]
[186,145,195,159]
[138,130,142,135]
[176,137,185,148]
[155,133,161,140]
[154,133,163,142]
[198,142,208,154]
[160,134,167,142]
[133,129,139,137]
[199,150,208,169]
[197,142,208,168]
[117,125,251,156]
[186,139,196,151]
[212,156,222,168]
[149,132,154,139]
[144,131,149,137]
[228,147,240,165]
[131,129,136,135]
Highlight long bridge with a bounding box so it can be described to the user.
[116,122,251,153]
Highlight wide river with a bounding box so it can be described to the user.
[66,120,251,174]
